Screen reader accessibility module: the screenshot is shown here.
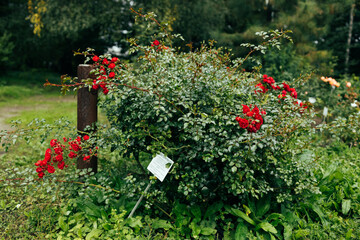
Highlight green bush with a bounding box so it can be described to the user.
[75,29,320,205]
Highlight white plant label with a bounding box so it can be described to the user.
[147,153,174,182]
[323,107,328,117]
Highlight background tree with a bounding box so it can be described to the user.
[1,0,359,77]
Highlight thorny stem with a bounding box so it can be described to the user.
[130,8,173,48]
[45,79,185,115]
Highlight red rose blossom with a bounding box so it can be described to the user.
[108,72,115,78]
[92,55,100,62]
[50,139,57,147]
[237,118,249,129]
[242,104,251,114]
[102,58,109,65]
[153,40,160,46]
[58,161,65,170]
[108,63,116,69]
[83,135,90,141]
[47,165,55,174]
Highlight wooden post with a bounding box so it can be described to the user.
[77,64,98,173]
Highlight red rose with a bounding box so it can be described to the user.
[36,167,43,173]
[103,87,109,95]
[248,125,257,133]
[153,40,160,46]
[108,63,116,69]
[55,154,63,162]
[54,147,63,155]
[47,165,55,174]
[111,57,118,63]
[102,58,109,65]
[71,143,81,152]
[108,72,115,78]
[237,118,249,129]
[68,151,77,159]
[83,135,90,141]
[92,55,100,62]
[242,104,251,114]
[44,152,51,162]
[58,161,65,170]
[246,111,254,117]
[50,139,57,147]
[282,83,290,92]
[38,172,45,178]
[290,89,297,99]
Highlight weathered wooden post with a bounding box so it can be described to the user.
[77,64,98,173]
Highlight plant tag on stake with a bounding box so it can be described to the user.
[147,153,174,182]
[128,153,174,218]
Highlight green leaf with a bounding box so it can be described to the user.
[86,228,103,240]
[256,196,271,217]
[76,200,102,218]
[235,223,248,240]
[189,220,201,238]
[283,223,293,240]
[294,229,310,238]
[256,222,277,234]
[102,223,112,231]
[201,227,217,236]
[58,216,69,232]
[204,202,223,219]
[270,233,276,240]
[345,229,353,240]
[190,205,202,220]
[230,208,255,225]
[127,217,143,228]
[342,199,351,215]
[310,204,328,227]
[266,213,285,222]
[152,219,173,230]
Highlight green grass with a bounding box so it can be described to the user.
[0,69,68,105]
[5,95,77,126]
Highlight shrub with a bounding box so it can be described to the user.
[70,29,320,205]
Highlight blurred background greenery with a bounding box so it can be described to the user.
[0,0,359,77]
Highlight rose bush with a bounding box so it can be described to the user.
[59,28,318,205]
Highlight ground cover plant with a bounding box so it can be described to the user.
[1,11,359,239]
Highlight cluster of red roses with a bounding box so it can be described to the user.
[35,135,93,178]
[256,75,298,100]
[255,75,281,93]
[278,82,298,99]
[235,105,266,133]
[255,74,307,111]
[92,56,119,95]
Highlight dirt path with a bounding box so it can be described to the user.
[0,106,30,131]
